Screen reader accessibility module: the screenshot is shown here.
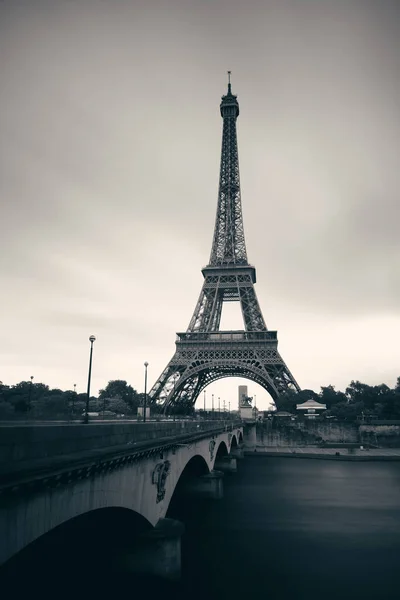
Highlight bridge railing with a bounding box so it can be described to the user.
[0,420,241,472]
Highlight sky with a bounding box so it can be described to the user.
[0,0,399,411]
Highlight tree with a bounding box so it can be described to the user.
[37,394,69,417]
[0,400,13,418]
[277,389,298,413]
[392,378,400,418]
[99,380,139,411]
[107,397,130,415]
[372,384,395,419]
[319,385,347,409]
[7,381,34,413]
[296,389,320,403]
[345,381,377,409]
[330,400,365,421]
[0,381,10,401]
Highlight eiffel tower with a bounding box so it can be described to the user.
[149,74,300,414]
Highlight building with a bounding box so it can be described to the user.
[296,398,327,419]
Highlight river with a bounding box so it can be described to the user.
[175,456,400,599]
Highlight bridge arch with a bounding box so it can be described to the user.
[0,506,152,581]
[230,434,238,448]
[215,440,229,459]
[178,454,210,478]
[166,454,210,519]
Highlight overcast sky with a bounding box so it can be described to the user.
[0,0,399,410]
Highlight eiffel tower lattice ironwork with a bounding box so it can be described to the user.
[149,74,300,413]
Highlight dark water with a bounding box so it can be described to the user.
[178,456,400,600]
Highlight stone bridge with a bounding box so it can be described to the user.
[0,420,244,582]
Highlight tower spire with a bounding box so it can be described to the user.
[209,76,244,266]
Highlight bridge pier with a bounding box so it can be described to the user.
[244,424,257,450]
[230,446,244,460]
[214,456,237,473]
[112,518,184,581]
[182,469,224,499]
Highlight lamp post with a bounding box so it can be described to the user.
[212,393,214,420]
[84,335,96,424]
[203,389,206,419]
[143,361,149,423]
[218,396,220,419]
[228,401,231,419]
[72,383,77,417]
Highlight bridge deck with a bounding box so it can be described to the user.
[0,420,239,491]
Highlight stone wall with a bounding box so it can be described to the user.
[245,421,400,448]
[298,422,359,443]
[254,426,322,447]
[360,424,400,448]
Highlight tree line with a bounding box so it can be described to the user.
[1,377,399,421]
[0,379,145,419]
[278,377,400,421]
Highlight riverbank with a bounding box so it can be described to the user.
[245,446,400,460]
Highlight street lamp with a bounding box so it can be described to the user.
[203,389,206,419]
[143,361,149,423]
[228,401,231,418]
[218,397,220,419]
[212,393,214,420]
[84,335,96,424]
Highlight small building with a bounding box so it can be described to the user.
[273,410,295,421]
[296,398,327,419]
